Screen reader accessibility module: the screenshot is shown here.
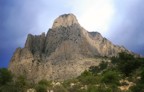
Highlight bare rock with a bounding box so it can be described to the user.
[52,13,79,29]
[8,13,137,83]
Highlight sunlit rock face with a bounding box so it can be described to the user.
[9,13,134,83]
[52,13,79,28]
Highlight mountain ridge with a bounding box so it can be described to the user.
[8,13,138,83]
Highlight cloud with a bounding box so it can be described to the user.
[107,0,144,55]
[69,0,144,55]
[0,0,72,67]
[69,0,115,35]
[0,0,115,49]
[0,0,72,48]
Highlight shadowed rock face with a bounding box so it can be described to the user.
[8,13,134,83]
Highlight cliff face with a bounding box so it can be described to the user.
[9,14,133,82]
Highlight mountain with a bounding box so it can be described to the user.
[8,13,135,83]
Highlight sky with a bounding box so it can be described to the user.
[0,0,144,68]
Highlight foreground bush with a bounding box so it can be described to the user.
[35,84,47,92]
[35,79,51,92]
[0,68,13,85]
[101,70,120,85]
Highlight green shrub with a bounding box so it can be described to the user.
[0,82,20,92]
[53,85,67,92]
[35,79,52,92]
[35,84,47,92]
[141,68,144,83]
[87,85,98,92]
[101,70,120,85]
[78,70,100,85]
[79,76,99,85]
[15,75,28,89]
[111,56,120,65]
[89,66,99,75]
[111,52,143,76]
[130,83,144,92]
[99,61,108,70]
[80,70,92,77]
[118,60,142,76]
[119,52,134,60]
[38,79,51,87]
[89,61,108,75]
[0,68,13,85]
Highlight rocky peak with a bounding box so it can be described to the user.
[52,13,79,29]
[9,13,137,83]
[25,32,46,55]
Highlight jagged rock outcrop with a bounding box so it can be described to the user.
[9,13,134,83]
[52,13,79,28]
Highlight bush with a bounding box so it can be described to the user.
[53,85,67,92]
[15,75,28,90]
[89,66,99,75]
[99,61,108,70]
[35,79,51,92]
[78,70,100,85]
[38,79,51,87]
[111,56,119,64]
[0,83,20,92]
[79,75,99,85]
[87,85,98,92]
[141,68,144,83]
[111,52,143,76]
[80,70,92,76]
[118,60,142,76]
[119,52,134,60]
[130,83,144,92]
[89,61,108,75]
[101,70,120,85]
[35,84,47,92]
[0,68,13,85]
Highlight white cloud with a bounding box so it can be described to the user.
[69,0,115,35]
[6,0,115,38]
[13,0,115,36]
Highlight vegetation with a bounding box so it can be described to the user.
[0,52,144,92]
[0,68,24,92]
[0,68,13,86]
[101,70,120,85]
[35,84,47,92]
[35,79,52,92]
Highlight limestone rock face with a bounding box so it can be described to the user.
[52,14,79,29]
[8,13,135,83]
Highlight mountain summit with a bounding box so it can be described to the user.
[52,13,79,28]
[9,13,136,82]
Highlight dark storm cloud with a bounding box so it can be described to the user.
[108,0,144,55]
[0,0,71,67]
